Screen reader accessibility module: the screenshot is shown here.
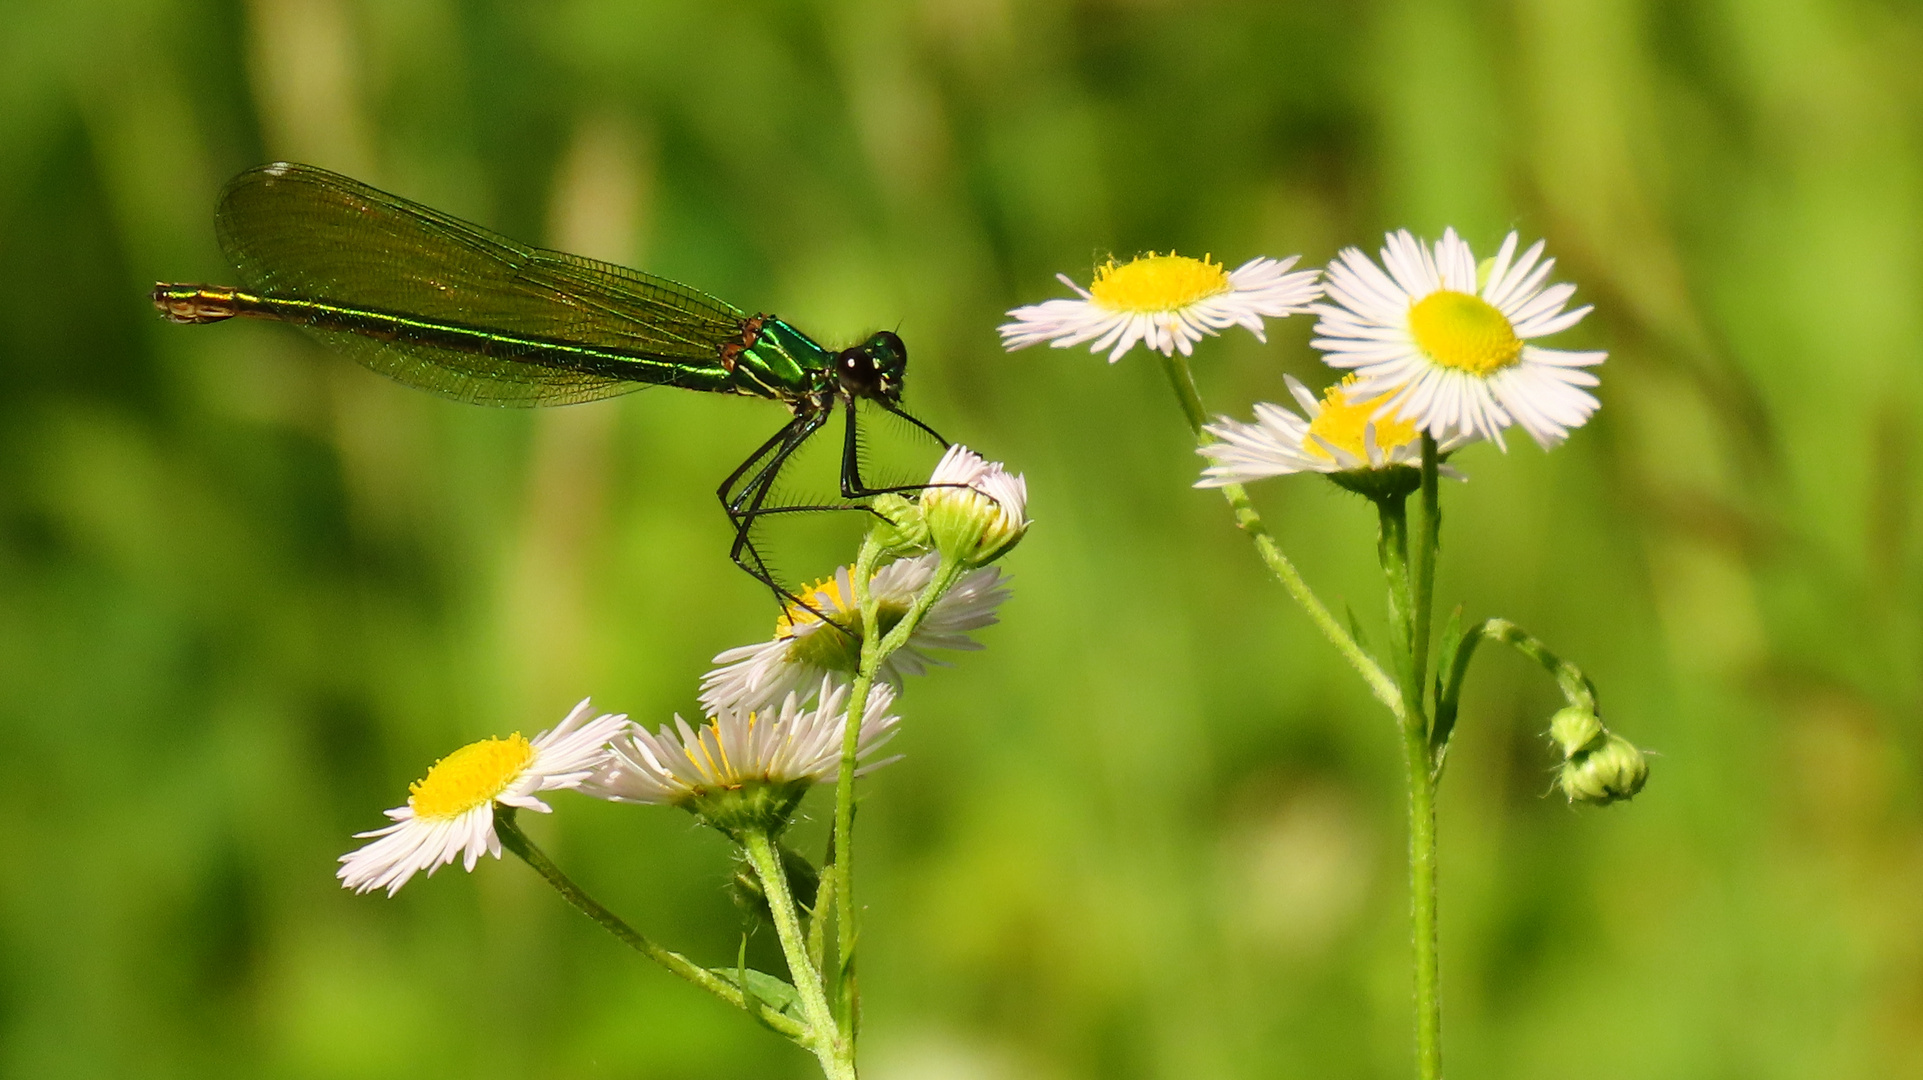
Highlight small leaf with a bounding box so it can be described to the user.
[1345,602,1374,660]
[1431,608,1476,772]
[1433,606,1463,713]
[711,963,808,1027]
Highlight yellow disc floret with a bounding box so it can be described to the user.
[1305,377,1420,462]
[1407,290,1522,376]
[1087,253,1232,313]
[408,734,535,820]
[776,573,855,638]
[775,571,912,674]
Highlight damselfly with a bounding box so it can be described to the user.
[153,162,946,598]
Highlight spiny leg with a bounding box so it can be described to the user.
[724,410,835,615]
[838,396,962,500]
[718,418,805,518]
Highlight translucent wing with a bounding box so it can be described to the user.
[216,162,748,406]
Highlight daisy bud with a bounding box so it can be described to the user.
[921,445,1030,567]
[867,493,930,557]
[1549,706,1648,805]
[731,843,822,924]
[1548,705,1605,756]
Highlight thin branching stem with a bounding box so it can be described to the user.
[1373,493,1443,1080]
[496,812,807,1041]
[829,545,964,1043]
[1156,351,1404,720]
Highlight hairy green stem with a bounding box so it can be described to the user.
[1376,494,1418,708]
[1403,714,1442,1080]
[829,546,964,1040]
[1412,436,1440,711]
[1157,351,1404,720]
[743,828,855,1080]
[831,535,887,1022]
[1375,492,1442,1080]
[495,811,807,1041]
[1440,618,1599,723]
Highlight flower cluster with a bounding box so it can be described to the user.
[338,445,1026,895]
[1000,229,1605,483]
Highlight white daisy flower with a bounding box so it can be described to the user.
[922,444,1030,566]
[1197,375,1474,486]
[583,678,901,832]
[1312,229,1605,449]
[339,700,630,896]
[699,554,1009,717]
[999,252,1321,363]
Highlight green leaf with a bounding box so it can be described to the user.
[711,961,808,1029]
[1430,607,1474,771]
[1433,606,1463,715]
[1345,602,1374,661]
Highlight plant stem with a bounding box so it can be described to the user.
[829,546,965,1037]
[495,811,807,1041]
[1444,617,1599,716]
[1375,494,1422,720]
[1402,714,1442,1080]
[1376,491,1442,1080]
[1412,436,1439,709]
[743,828,855,1080]
[1157,351,1404,720]
[831,536,887,1023]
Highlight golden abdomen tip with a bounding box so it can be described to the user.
[152,283,242,324]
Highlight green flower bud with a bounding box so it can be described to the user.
[731,842,821,923]
[867,493,930,557]
[922,445,1030,567]
[1557,731,1648,806]
[1548,705,1605,757]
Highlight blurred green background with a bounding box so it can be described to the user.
[3,0,1920,1077]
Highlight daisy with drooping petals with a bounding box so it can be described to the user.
[1313,229,1604,449]
[698,554,1009,717]
[1197,375,1475,487]
[338,700,631,896]
[584,678,901,833]
[1000,253,1321,363]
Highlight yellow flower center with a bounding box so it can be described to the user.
[775,572,909,674]
[408,734,535,820]
[1087,253,1231,313]
[1304,377,1420,462]
[1407,290,1522,376]
[776,573,856,638]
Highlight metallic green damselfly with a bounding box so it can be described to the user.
[154,163,945,597]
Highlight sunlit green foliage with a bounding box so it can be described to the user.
[1,0,1918,1077]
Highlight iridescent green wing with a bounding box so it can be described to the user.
[216,162,749,406]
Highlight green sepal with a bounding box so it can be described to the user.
[1327,464,1423,500]
[690,778,813,840]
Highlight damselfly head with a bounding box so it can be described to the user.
[836,330,907,404]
